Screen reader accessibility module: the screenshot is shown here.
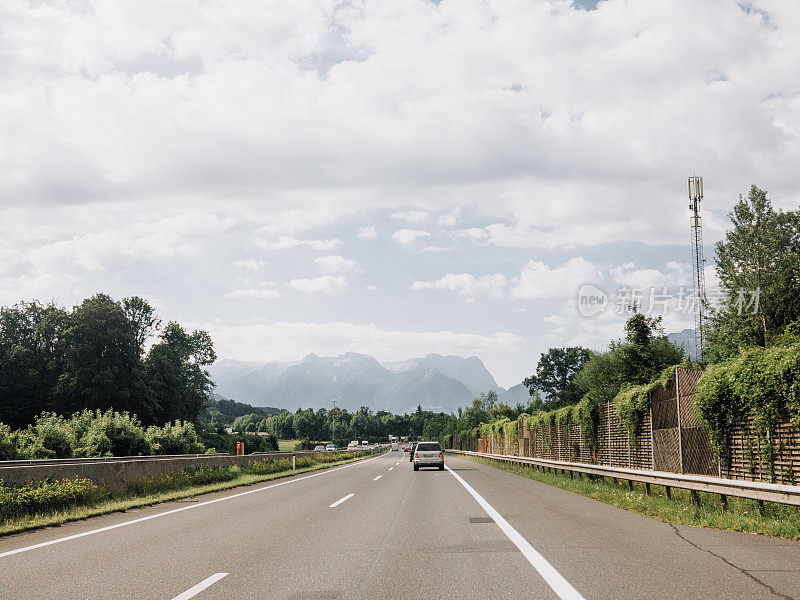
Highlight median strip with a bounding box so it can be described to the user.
[171,573,228,600]
[329,493,355,508]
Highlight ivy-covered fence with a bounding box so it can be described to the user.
[452,361,800,484]
[695,345,800,484]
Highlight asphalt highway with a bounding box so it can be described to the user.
[1,450,799,599]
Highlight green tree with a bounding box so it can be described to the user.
[122,296,161,357]
[0,301,68,427]
[524,347,591,408]
[708,185,800,360]
[618,313,683,384]
[54,294,147,418]
[574,346,626,404]
[145,322,216,424]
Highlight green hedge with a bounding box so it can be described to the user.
[695,344,800,472]
[612,365,677,441]
[0,409,278,460]
[0,478,106,521]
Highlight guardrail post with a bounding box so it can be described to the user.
[720,494,728,512]
[645,483,651,495]
[665,485,671,499]
[292,454,296,470]
[690,489,698,505]
[757,499,765,515]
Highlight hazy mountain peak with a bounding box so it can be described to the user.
[209,351,502,414]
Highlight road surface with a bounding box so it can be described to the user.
[1,451,798,599]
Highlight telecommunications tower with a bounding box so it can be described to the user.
[688,175,706,361]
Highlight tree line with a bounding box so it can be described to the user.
[0,294,215,429]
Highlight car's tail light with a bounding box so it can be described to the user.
[414,453,418,458]
[438,453,443,458]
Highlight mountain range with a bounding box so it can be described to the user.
[666,328,697,358]
[209,352,518,414]
[210,329,692,415]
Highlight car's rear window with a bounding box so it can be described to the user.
[417,442,440,451]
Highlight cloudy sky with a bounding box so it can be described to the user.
[1,0,799,387]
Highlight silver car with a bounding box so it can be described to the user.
[412,441,444,471]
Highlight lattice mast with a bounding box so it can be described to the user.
[688,175,706,361]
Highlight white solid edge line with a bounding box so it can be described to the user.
[171,573,228,600]
[329,493,355,508]
[373,475,382,481]
[445,465,585,600]
[388,467,393,471]
[0,452,387,559]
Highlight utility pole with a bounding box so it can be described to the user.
[688,175,707,362]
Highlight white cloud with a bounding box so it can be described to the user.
[233,259,267,271]
[392,229,430,245]
[356,226,377,239]
[418,245,455,253]
[314,255,363,274]
[391,210,428,224]
[511,257,601,299]
[543,314,568,326]
[224,288,282,300]
[437,213,458,228]
[366,285,377,292]
[255,236,341,251]
[412,273,507,298]
[289,275,348,295]
[456,228,490,241]
[610,262,690,289]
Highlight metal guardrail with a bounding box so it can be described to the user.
[447,450,800,508]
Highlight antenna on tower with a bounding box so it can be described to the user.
[688,175,706,361]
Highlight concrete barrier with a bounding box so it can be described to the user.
[0,452,325,490]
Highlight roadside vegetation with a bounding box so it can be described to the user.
[454,452,800,540]
[0,409,278,460]
[0,448,380,536]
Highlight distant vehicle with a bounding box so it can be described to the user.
[413,441,444,471]
[313,445,325,452]
[362,440,369,446]
[391,442,399,451]
[347,441,359,451]
[409,442,417,462]
[325,444,337,452]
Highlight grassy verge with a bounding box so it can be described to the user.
[449,452,800,540]
[1,450,380,537]
[277,439,302,451]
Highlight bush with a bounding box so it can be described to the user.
[15,413,73,459]
[0,478,106,520]
[0,423,17,460]
[146,421,205,455]
[71,410,151,457]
